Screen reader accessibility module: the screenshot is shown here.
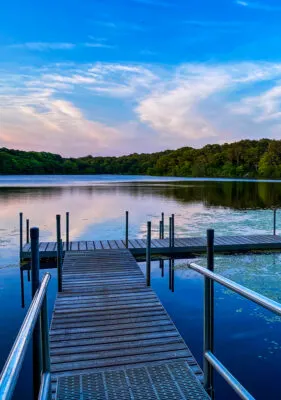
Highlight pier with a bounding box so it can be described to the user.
[20,234,281,260]
[2,210,281,399]
[50,249,207,399]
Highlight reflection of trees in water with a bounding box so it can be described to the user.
[1,181,281,209]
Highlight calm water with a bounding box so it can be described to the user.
[1,175,281,399]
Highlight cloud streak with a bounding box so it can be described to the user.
[3,61,281,155]
[235,1,281,11]
[9,42,76,50]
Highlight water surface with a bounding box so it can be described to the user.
[1,176,281,399]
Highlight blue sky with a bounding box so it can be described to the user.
[1,0,281,156]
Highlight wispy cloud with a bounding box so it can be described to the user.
[3,61,281,155]
[235,0,281,11]
[185,20,243,28]
[9,42,75,51]
[84,42,116,49]
[8,41,116,51]
[94,20,147,31]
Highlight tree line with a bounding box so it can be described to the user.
[1,138,281,178]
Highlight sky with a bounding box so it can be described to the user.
[1,0,281,156]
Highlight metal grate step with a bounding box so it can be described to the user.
[56,360,209,400]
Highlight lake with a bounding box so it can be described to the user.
[1,175,281,399]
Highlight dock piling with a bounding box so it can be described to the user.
[169,217,172,248]
[171,214,175,248]
[26,219,29,244]
[56,215,62,292]
[159,221,163,240]
[125,211,129,248]
[204,229,215,398]
[273,209,277,236]
[19,212,23,261]
[161,212,164,239]
[66,212,69,251]
[30,227,42,399]
[146,221,151,286]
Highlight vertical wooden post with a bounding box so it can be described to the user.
[66,212,69,251]
[19,212,23,261]
[30,227,42,399]
[204,229,215,399]
[159,221,162,240]
[169,217,172,248]
[171,214,175,248]
[26,219,29,244]
[56,215,62,292]
[161,212,164,239]
[146,221,151,287]
[125,211,129,248]
[273,209,277,236]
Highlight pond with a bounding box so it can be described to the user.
[1,175,281,399]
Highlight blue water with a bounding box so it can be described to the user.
[1,176,281,399]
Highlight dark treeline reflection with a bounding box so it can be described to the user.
[1,180,281,209]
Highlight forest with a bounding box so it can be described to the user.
[1,138,281,178]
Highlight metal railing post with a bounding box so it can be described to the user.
[56,215,62,292]
[273,209,277,236]
[19,212,23,262]
[66,212,69,251]
[161,212,164,239]
[204,229,215,398]
[40,294,51,400]
[146,221,151,287]
[171,214,175,248]
[26,219,29,244]
[30,227,42,399]
[125,211,129,248]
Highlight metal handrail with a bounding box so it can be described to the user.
[189,262,281,317]
[188,256,281,400]
[0,273,51,400]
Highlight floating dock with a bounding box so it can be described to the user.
[49,249,209,399]
[21,234,281,260]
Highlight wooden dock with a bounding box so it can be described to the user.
[49,249,209,400]
[22,234,281,260]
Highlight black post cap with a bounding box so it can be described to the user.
[30,227,39,239]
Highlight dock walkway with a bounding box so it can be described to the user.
[22,234,281,260]
[50,249,208,399]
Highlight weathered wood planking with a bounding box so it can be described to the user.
[21,234,281,260]
[49,249,206,400]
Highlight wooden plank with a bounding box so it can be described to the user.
[49,248,204,395]
[71,242,79,251]
[108,240,119,249]
[79,241,87,251]
[39,242,48,252]
[94,241,103,250]
[101,240,111,250]
[46,242,56,252]
[86,241,95,250]
[115,240,126,249]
